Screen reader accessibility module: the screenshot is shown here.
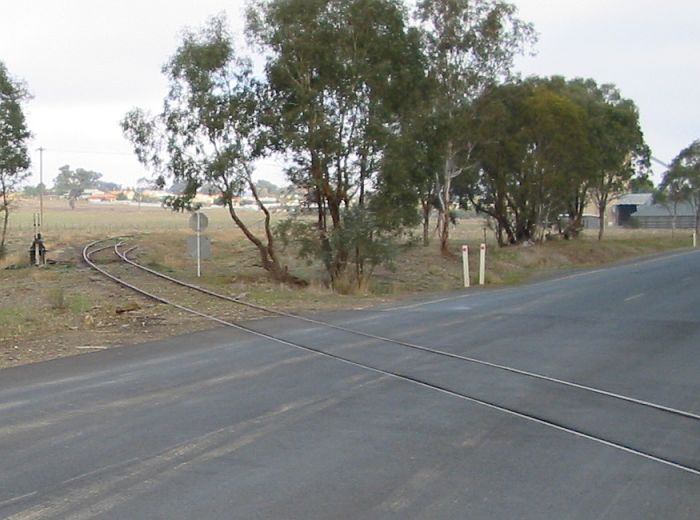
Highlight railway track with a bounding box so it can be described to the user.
[83,238,700,478]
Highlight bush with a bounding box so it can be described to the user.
[626,216,641,229]
[276,205,399,291]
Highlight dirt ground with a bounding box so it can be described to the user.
[1,199,693,369]
[0,235,389,369]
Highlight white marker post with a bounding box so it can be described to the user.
[694,232,697,249]
[462,245,470,288]
[196,212,202,278]
[479,243,486,286]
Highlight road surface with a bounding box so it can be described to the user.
[1,249,699,519]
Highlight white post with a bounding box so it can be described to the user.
[479,243,486,285]
[693,232,697,248]
[462,245,470,288]
[196,212,202,278]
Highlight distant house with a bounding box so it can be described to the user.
[141,190,171,201]
[581,214,600,229]
[87,192,117,203]
[80,189,105,200]
[193,192,218,206]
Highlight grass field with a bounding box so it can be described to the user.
[0,196,694,368]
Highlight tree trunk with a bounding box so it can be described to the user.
[226,199,306,286]
[0,182,9,254]
[439,206,450,254]
[438,141,455,256]
[0,207,8,252]
[672,202,677,238]
[421,198,430,247]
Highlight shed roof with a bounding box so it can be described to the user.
[614,193,653,206]
[633,202,696,217]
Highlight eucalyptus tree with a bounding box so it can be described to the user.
[53,165,105,208]
[464,76,648,244]
[460,78,590,245]
[456,81,527,245]
[415,0,535,254]
[122,15,302,284]
[577,81,649,240]
[662,140,700,237]
[379,119,440,246]
[629,174,654,193]
[247,0,423,282]
[522,82,593,238]
[653,182,687,236]
[376,74,442,247]
[0,61,31,256]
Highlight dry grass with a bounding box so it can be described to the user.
[0,197,693,368]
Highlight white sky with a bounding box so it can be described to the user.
[1,0,698,189]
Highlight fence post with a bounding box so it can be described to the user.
[479,243,486,285]
[462,245,470,288]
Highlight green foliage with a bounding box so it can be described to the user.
[581,80,649,239]
[52,165,104,196]
[96,180,121,192]
[377,90,442,245]
[254,179,280,197]
[274,218,318,265]
[249,0,424,278]
[462,76,647,245]
[276,205,399,291]
[629,174,654,193]
[0,60,31,250]
[462,79,585,244]
[122,14,303,284]
[661,140,700,233]
[22,184,44,197]
[332,205,399,286]
[122,15,260,208]
[415,0,536,252]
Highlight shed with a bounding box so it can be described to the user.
[630,202,697,229]
[612,193,653,226]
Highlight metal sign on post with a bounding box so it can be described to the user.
[188,212,209,277]
[187,235,211,260]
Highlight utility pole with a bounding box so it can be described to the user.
[37,146,44,227]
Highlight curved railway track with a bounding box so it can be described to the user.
[83,238,700,477]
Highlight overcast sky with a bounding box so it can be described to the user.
[1,0,698,189]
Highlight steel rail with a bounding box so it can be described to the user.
[113,242,700,423]
[82,238,700,477]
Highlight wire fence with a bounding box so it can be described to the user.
[8,215,270,235]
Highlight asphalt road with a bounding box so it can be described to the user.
[2,249,700,519]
